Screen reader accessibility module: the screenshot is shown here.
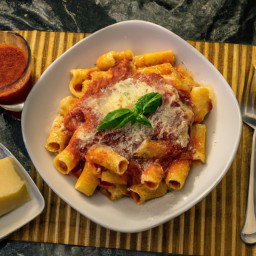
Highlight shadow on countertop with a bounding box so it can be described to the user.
[0,0,255,45]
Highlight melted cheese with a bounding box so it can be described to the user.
[0,157,30,216]
[94,78,153,115]
[76,77,194,160]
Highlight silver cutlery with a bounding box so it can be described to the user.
[240,63,256,244]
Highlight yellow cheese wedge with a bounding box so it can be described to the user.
[0,157,30,216]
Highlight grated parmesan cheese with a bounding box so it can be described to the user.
[95,78,153,115]
[75,77,194,160]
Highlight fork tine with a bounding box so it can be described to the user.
[243,116,256,127]
[248,66,256,112]
[241,65,253,110]
[241,64,256,128]
[253,66,256,116]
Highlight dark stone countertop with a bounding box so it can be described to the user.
[0,0,255,45]
[0,240,183,256]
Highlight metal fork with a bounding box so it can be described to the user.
[240,64,256,244]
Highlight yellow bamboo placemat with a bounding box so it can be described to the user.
[8,31,256,256]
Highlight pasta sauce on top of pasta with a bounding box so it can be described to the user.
[63,59,195,187]
[64,60,193,160]
[46,50,213,204]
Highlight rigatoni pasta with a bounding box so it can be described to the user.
[86,144,129,175]
[141,163,164,190]
[45,96,78,153]
[45,49,213,204]
[165,159,191,190]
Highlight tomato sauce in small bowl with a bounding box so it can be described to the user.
[0,32,32,112]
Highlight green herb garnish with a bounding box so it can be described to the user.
[97,92,162,131]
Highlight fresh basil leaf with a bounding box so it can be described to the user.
[135,114,152,128]
[116,112,137,128]
[97,92,162,131]
[97,108,132,130]
[135,92,162,114]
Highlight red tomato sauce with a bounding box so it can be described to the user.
[0,44,26,86]
[0,44,31,104]
[64,58,195,185]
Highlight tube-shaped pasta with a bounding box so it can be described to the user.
[53,144,81,174]
[59,96,79,117]
[45,96,78,153]
[54,118,96,174]
[96,50,133,70]
[141,163,164,190]
[113,50,133,62]
[134,50,175,68]
[101,170,127,185]
[90,70,113,81]
[86,144,129,175]
[190,124,206,163]
[191,87,212,123]
[75,161,99,196]
[46,48,214,204]
[45,115,70,153]
[100,184,127,200]
[165,159,191,190]
[69,67,97,98]
[135,139,168,159]
[175,65,199,86]
[163,72,191,92]
[138,63,173,75]
[128,182,167,204]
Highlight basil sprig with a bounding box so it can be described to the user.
[97,92,162,131]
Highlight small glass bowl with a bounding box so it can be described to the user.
[0,31,32,112]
